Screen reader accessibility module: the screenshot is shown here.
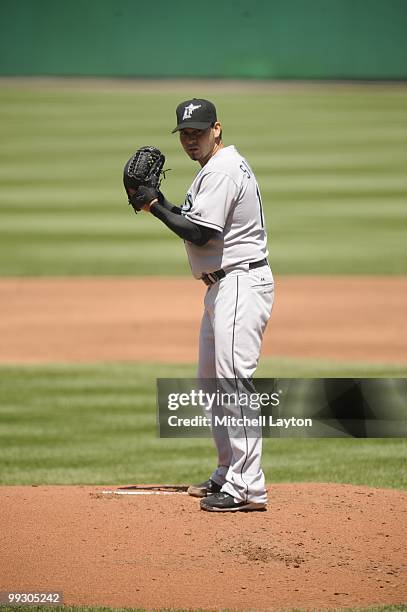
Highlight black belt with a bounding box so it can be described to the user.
[201,258,268,286]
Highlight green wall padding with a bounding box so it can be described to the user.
[0,0,406,78]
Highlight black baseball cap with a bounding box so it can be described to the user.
[172,98,217,133]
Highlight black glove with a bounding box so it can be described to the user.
[123,146,165,213]
[128,185,159,210]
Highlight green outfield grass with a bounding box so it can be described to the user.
[0,81,406,275]
[0,360,406,488]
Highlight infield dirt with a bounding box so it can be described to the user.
[1,276,406,610]
[0,483,406,610]
[0,275,406,364]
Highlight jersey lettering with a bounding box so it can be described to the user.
[240,161,251,179]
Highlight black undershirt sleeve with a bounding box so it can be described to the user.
[150,195,216,247]
[157,194,182,215]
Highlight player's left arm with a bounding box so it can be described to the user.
[157,191,182,215]
[134,185,216,246]
[152,204,217,246]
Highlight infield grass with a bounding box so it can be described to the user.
[0,360,406,488]
[0,81,406,276]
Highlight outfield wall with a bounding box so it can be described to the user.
[0,0,406,79]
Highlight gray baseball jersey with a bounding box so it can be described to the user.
[181,145,268,278]
[180,144,274,505]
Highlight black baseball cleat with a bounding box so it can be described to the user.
[200,492,267,512]
[187,479,222,498]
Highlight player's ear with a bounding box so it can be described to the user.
[213,121,222,140]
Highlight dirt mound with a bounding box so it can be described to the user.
[1,483,406,610]
[0,276,406,364]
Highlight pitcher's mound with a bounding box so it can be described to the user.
[0,483,406,610]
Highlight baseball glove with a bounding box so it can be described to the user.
[123,146,165,212]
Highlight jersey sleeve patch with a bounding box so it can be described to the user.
[188,172,238,231]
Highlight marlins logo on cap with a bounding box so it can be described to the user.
[172,98,217,133]
[182,103,201,120]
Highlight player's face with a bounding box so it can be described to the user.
[179,123,222,166]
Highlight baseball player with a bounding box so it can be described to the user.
[125,98,274,512]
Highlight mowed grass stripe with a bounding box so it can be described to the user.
[0,360,406,488]
[0,84,406,275]
[1,200,404,275]
[2,198,406,233]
